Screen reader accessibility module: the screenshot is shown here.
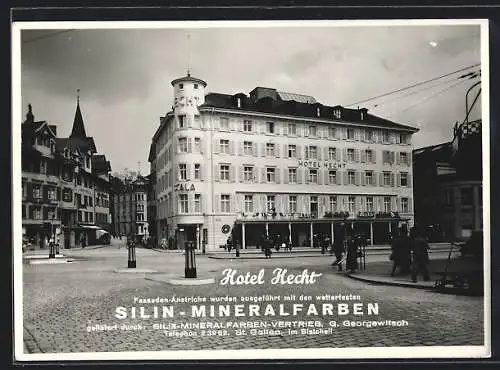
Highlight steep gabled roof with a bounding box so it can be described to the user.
[92,154,112,172]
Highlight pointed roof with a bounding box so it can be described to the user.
[24,104,35,124]
[70,100,87,139]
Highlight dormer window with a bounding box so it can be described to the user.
[237,97,242,108]
[360,111,365,120]
[333,109,342,119]
[194,84,198,89]
[316,107,320,117]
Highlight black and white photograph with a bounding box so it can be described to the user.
[12,19,490,361]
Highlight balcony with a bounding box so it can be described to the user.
[236,212,328,221]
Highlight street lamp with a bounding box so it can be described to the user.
[465,81,481,125]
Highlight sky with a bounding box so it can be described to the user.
[19,23,483,174]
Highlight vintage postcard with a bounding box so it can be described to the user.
[12,19,491,361]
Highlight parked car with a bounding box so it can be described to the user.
[96,229,111,245]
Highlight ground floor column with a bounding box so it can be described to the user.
[196,225,200,250]
[242,223,246,249]
[388,221,392,235]
[330,222,334,243]
[370,222,374,245]
[288,223,292,244]
[310,222,314,248]
[265,222,269,237]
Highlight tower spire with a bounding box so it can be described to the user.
[25,103,34,123]
[70,89,87,139]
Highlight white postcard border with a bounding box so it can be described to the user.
[12,18,492,362]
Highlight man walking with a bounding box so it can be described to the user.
[410,226,430,283]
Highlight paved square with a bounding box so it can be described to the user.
[22,248,484,353]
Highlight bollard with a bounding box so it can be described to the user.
[185,241,197,278]
[48,242,56,259]
[128,241,136,268]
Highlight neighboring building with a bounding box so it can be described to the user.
[413,118,482,241]
[145,171,157,242]
[149,73,419,251]
[21,99,112,249]
[112,175,149,240]
[21,105,62,248]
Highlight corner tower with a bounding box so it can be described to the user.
[171,73,207,121]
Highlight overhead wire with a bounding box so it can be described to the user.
[385,76,477,118]
[345,63,481,107]
[369,70,480,109]
[22,30,76,44]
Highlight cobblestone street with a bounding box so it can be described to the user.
[22,247,485,354]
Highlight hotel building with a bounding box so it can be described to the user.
[149,74,418,251]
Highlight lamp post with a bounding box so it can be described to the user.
[465,81,481,125]
[49,215,56,259]
[184,240,197,278]
[127,234,136,268]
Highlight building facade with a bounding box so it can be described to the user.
[112,175,149,240]
[21,101,112,249]
[413,118,482,241]
[149,74,418,251]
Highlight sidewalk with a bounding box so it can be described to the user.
[23,244,109,257]
[205,243,454,260]
[348,257,483,293]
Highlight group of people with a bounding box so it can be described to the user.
[330,232,366,273]
[390,225,430,283]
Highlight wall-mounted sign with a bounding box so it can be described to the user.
[174,183,196,192]
[221,224,231,234]
[297,160,346,169]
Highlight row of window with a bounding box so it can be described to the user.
[155,116,411,164]
[25,184,110,209]
[116,193,147,202]
[156,164,412,192]
[171,194,413,215]
[77,210,94,223]
[27,184,58,201]
[22,205,57,220]
[95,212,109,224]
[166,137,410,163]
[176,115,411,145]
[116,213,145,222]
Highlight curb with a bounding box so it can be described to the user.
[208,254,332,260]
[347,273,434,290]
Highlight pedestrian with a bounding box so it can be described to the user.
[410,226,430,283]
[332,234,345,271]
[321,235,330,255]
[226,235,233,253]
[277,233,282,251]
[389,228,402,276]
[235,240,240,257]
[345,231,358,273]
[399,225,412,275]
[263,234,273,259]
